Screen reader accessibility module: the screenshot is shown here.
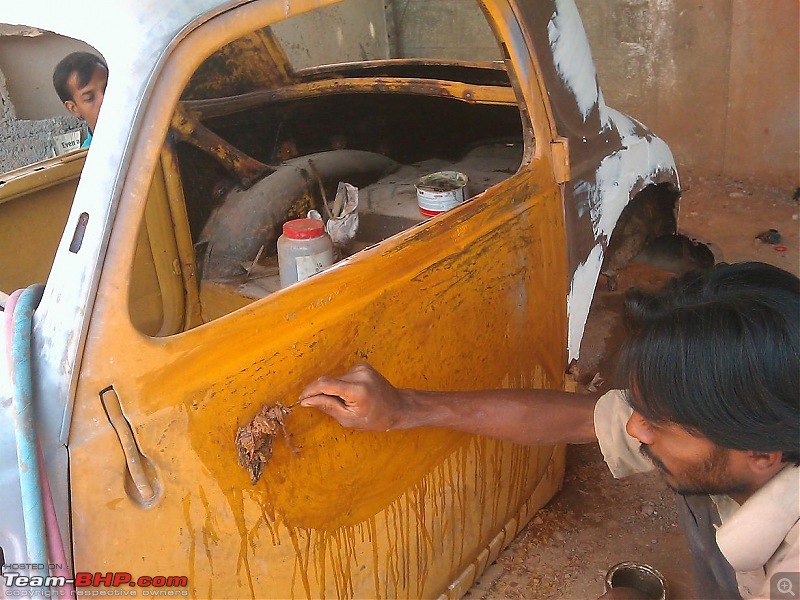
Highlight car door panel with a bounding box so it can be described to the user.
[69,163,569,598]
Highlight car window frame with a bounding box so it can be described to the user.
[105,0,555,341]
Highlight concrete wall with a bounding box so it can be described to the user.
[0,62,83,174]
[385,0,501,61]
[575,0,798,186]
[271,0,390,69]
[724,2,799,185]
[392,0,798,186]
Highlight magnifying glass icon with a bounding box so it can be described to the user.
[778,577,797,597]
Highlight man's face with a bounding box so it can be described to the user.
[64,64,108,132]
[626,410,749,496]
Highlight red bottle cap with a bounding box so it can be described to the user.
[283,218,325,240]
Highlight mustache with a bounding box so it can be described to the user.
[639,443,671,475]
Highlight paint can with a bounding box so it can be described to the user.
[604,561,668,599]
[415,171,468,217]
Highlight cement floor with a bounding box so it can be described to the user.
[465,174,799,600]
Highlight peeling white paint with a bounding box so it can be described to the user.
[597,88,610,130]
[567,243,604,361]
[566,107,677,361]
[547,0,599,121]
[591,108,676,240]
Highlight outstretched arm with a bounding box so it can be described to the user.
[299,363,598,446]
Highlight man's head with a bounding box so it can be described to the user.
[618,262,799,497]
[53,52,108,133]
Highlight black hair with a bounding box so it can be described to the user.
[618,262,800,464]
[52,52,107,103]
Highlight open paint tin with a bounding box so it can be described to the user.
[604,561,668,599]
[415,171,468,217]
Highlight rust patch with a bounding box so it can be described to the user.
[235,403,297,484]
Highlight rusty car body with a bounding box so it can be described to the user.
[0,0,679,597]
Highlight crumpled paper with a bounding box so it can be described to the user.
[308,181,359,257]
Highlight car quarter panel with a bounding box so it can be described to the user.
[512,0,679,360]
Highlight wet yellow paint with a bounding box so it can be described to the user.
[68,154,570,597]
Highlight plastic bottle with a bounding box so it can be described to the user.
[277,218,334,288]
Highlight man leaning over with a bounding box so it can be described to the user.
[300,262,799,600]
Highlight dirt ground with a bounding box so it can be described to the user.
[465,174,800,600]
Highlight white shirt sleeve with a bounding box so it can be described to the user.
[737,521,799,599]
[593,389,655,478]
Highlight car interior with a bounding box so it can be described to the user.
[127,5,532,335]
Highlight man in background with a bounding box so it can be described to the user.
[52,51,107,149]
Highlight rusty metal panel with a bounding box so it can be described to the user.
[182,27,294,99]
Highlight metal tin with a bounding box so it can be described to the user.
[604,561,668,600]
[415,171,468,217]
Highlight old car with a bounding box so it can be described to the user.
[0,0,679,597]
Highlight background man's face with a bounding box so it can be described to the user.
[626,411,748,496]
[64,64,107,132]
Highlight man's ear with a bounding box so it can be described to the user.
[64,100,82,119]
[746,450,784,475]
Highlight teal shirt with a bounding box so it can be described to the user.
[80,131,92,149]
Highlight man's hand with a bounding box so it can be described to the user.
[299,362,407,430]
[299,363,598,445]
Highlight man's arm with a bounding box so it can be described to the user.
[298,362,598,446]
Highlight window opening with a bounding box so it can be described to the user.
[132,0,531,334]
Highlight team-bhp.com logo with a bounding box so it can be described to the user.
[2,565,188,597]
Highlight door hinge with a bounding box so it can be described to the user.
[550,137,571,184]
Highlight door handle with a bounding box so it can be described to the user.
[99,387,158,506]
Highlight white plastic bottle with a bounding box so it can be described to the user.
[277,218,334,288]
